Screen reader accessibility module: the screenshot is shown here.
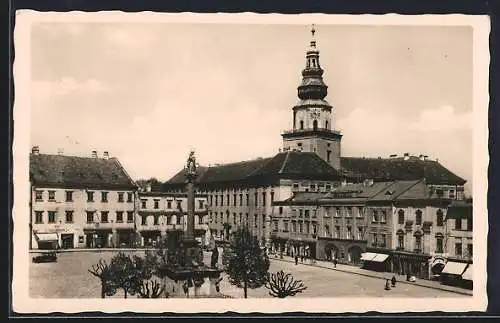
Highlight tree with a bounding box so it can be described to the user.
[265,270,307,298]
[137,279,166,298]
[88,259,117,298]
[109,252,153,299]
[224,227,270,298]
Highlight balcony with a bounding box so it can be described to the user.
[282,127,342,139]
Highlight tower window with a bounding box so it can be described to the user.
[313,119,318,131]
[327,150,331,162]
[300,120,304,130]
[325,121,329,129]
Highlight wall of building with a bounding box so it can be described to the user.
[445,214,473,260]
[31,186,135,249]
[282,136,341,170]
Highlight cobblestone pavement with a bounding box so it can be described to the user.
[30,250,470,298]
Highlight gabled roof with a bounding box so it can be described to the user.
[163,151,342,189]
[340,156,466,185]
[30,153,137,190]
[368,180,423,201]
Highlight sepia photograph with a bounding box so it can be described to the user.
[12,11,489,313]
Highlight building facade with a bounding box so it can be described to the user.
[30,148,138,249]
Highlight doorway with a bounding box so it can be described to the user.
[61,234,74,249]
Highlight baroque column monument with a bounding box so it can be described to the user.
[160,151,222,298]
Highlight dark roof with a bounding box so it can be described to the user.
[340,156,466,185]
[369,180,423,201]
[163,151,342,189]
[30,153,137,190]
[446,200,473,219]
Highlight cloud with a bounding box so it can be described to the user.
[409,105,472,132]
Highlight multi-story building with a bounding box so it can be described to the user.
[30,147,138,249]
[137,189,209,247]
[162,27,468,252]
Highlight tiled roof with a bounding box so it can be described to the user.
[164,151,342,189]
[368,180,423,201]
[30,153,137,190]
[340,156,466,185]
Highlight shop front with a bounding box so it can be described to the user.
[360,252,391,272]
[116,229,136,247]
[317,238,366,265]
[34,232,59,250]
[440,258,470,287]
[140,230,162,247]
[84,229,112,248]
[391,250,431,279]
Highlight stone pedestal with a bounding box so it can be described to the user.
[160,265,222,298]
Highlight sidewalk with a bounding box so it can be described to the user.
[29,248,155,253]
[272,255,473,296]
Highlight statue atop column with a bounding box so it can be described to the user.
[186,150,197,181]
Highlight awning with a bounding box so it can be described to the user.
[441,261,468,275]
[36,233,59,242]
[371,253,390,263]
[462,265,473,281]
[360,252,377,261]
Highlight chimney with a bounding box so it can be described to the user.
[57,148,64,156]
[103,151,109,160]
[403,153,410,161]
[31,146,40,155]
[91,150,98,158]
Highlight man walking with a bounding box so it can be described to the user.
[333,258,337,268]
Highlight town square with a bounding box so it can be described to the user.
[17,12,482,308]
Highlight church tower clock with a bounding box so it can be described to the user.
[281,25,342,170]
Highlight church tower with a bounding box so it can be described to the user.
[281,25,342,170]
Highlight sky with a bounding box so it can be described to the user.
[29,22,473,193]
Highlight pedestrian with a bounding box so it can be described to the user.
[333,258,337,268]
[406,273,411,282]
[391,275,396,287]
[295,255,298,265]
[384,279,391,291]
[301,254,304,263]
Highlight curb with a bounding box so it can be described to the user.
[274,257,473,296]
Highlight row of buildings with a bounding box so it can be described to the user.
[29,26,473,284]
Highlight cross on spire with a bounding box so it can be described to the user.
[311,24,316,37]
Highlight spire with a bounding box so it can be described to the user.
[297,24,328,101]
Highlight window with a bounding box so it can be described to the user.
[127,192,133,203]
[312,223,317,235]
[324,224,330,236]
[246,194,249,206]
[48,211,56,223]
[101,191,108,203]
[65,211,73,223]
[346,207,352,218]
[436,236,444,253]
[141,216,147,226]
[233,213,237,225]
[284,221,289,232]
[372,210,378,222]
[467,243,473,258]
[449,190,455,199]
[101,211,109,223]
[415,236,422,251]
[398,209,405,224]
[167,200,172,209]
[380,234,386,247]
[176,200,182,209]
[436,189,444,198]
[127,211,134,223]
[116,211,123,223]
[233,194,237,206]
[327,150,331,163]
[293,183,299,190]
[262,214,266,228]
[325,184,331,191]
[262,192,266,206]
[467,216,473,231]
[436,209,444,226]
[239,213,242,224]
[455,243,462,256]
[48,190,56,201]
[254,214,258,227]
[35,211,43,223]
[335,226,340,238]
[215,195,218,207]
[254,193,258,206]
[305,210,310,217]
[279,206,284,215]
[66,191,73,202]
[153,216,159,225]
[270,192,274,204]
[372,233,378,246]
[87,191,94,202]
[334,208,339,217]
[199,200,204,209]
[304,221,309,234]
[310,184,316,191]
[86,211,94,223]
[118,192,124,202]
[357,227,363,240]
[35,190,43,201]
[299,222,303,233]
[300,120,304,130]
[380,210,386,223]
[455,218,462,230]
[273,221,279,232]
[141,199,147,209]
[239,194,243,206]
[292,221,297,232]
[226,194,230,206]
[398,235,404,249]
[415,210,422,225]
[154,199,160,209]
[346,226,352,239]
[199,215,204,225]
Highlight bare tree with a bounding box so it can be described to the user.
[265,270,307,298]
[88,259,117,298]
[137,279,166,298]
